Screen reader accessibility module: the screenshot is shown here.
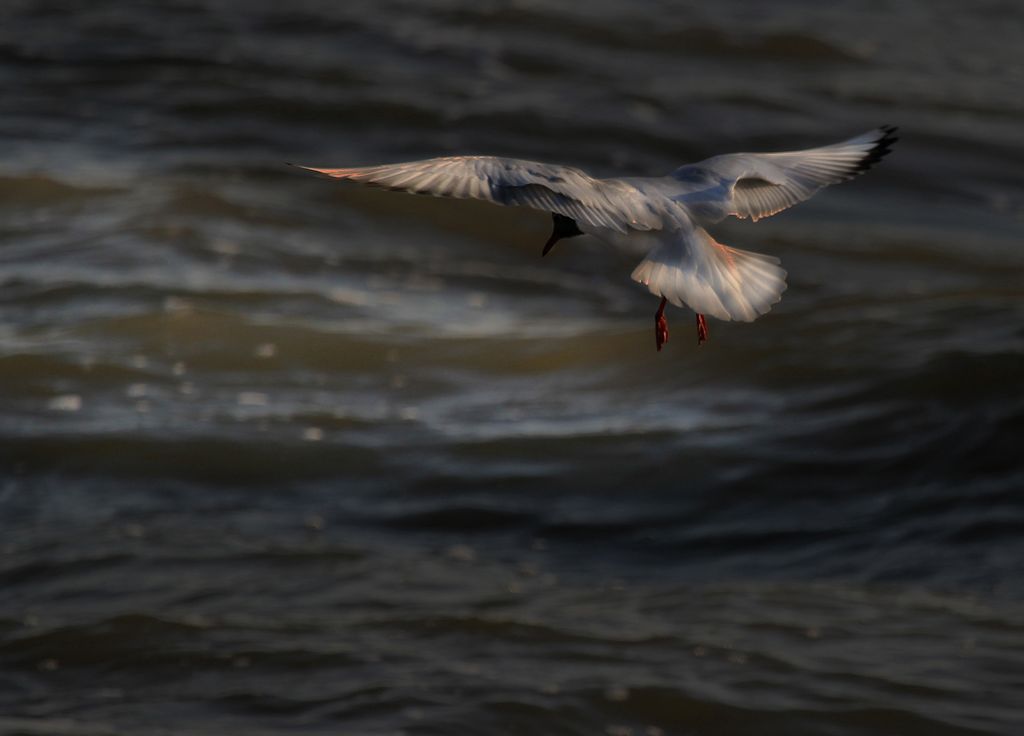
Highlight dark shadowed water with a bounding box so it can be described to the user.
[2,1,1023,734]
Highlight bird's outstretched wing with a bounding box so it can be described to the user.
[671,126,898,223]
[294,156,665,234]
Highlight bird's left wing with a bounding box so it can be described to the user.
[671,126,898,223]
[294,156,664,233]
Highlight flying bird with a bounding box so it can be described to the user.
[295,126,897,351]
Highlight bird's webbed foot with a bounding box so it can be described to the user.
[696,313,709,346]
[655,297,669,352]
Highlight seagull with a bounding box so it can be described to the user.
[295,126,897,351]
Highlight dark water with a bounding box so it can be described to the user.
[2,1,1024,734]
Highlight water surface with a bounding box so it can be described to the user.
[1,1,1023,734]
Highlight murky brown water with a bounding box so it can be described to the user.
[2,1,1023,734]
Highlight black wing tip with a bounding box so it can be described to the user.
[854,125,899,175]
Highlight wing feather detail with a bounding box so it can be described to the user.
[295,156,665,233]
[670,126,898,223]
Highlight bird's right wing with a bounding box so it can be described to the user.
[671,126,898,223]
[631,225,787,322]
[294,156,665,233]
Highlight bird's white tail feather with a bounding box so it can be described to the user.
[630,227,787,322]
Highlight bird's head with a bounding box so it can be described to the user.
[542,213,583,256]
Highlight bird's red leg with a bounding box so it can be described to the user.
[696,313,709,346]
[655,296,669,352]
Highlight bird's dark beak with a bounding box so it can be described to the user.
[542,233,560,256]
